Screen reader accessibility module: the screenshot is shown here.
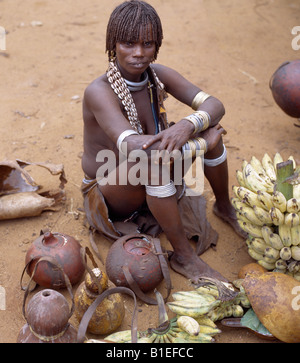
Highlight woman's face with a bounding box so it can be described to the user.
[115,28,156,82]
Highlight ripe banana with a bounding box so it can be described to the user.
[272,191,287,213]
[172,291,216,305]
[288,155,296,169]
[262,153,277,183]
[291,246,300,261]
[105,329,134,343]
[253,205,273,225]
[166,299,220,318]
[238,220,262,238]
[261,225,274,245]
[284,212,300,228]
[240,205,265,226]
[258,259,276,270]
[279,224,293,247]
[268,232,284,250]
[280,247,292,261]
[236,170,246,188]
[248,247,264,261]
[195,315,218,329]
[275,259,288,271]
[286,198,300,213]
[250,156,273,185]
[232,304,244,318]
[249,237,268,254]
[288,260,300,273]
[257,190,274,211]
[269,207,285,225]
[177,316,200,336]
[273,152,283,170]
[236,186,263,208]
[291,225,300,246]
[264,246,280,261]
[242,162,272,193]
[294,185,300,200]
[193,285,219,298]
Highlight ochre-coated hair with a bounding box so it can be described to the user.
[106,0,163,60]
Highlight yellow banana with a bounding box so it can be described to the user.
[269,207,285,225]
[240,205,265,226]
[172,331,215,343]
[252,205,273,225]
[286,198,300,213]
[248,247,264,261]
[195,316,217,329]
[291,225,300,246]
[293,272,300,282]
[105,330,134,343]
[237,210,253,224]
[261,225,273,245]
[238,294,251,308]
[243,162,271,193]
[293,185,300,200]
[231,198,247,211]
[177,316,200,336]
[238,220,262,238]
[288,260,300,273]
[272,191,287,213]
[198,325,222,336]
[275,259,288,271]
[268,232,284,250]
[273,152,284,170]
[137,336,156,343]
[280,247,292,261]
[279,224,293,247]
[288,155,297,169]
[291,246,300,261]
[258,259,276,270]
[236,186,263,208]
[264,246,280,261]
[236,170,246,188]
[166,300,220,318]
[262,153,277,183]
[232,185,240,199]
[193,285,219,298]
[285,212,300,228]
[250,237,268,254]
[250,156,273,186]
[232,304,244,318]
[257,190,274,211]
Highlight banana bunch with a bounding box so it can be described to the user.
[233,153,300,281]
[167,281,249,325]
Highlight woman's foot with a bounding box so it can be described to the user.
[169,251,227,284]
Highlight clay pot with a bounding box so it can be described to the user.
[74,268,125,335]
[17,289,77,343]
[105,234,163,293]
[270,60,300,118]
[25,231,85,289]
[243,272,300,343]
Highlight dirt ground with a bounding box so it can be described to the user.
[0,0,300,344]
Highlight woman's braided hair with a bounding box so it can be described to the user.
[106,0,163,60]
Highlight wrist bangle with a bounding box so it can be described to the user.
[117,129,139,154]
[184,110,211,135]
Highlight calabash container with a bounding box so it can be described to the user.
[25,231,85,289]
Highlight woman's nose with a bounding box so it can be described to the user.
[132,44,144,57]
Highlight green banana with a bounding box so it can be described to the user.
[279,224,293,247]
[193,285,219,298]
[286,198,300,213]
[105,329,135,343]
[272,191,287,213]
[232,304,244,318]
[284,212,300,228]
[166,299,220,318]
[172,291,216,304]
[262,153,277,183]
[195,316,218,329]
[280,247,292,261]
[269,207,285,225]
[257,190,274,211]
